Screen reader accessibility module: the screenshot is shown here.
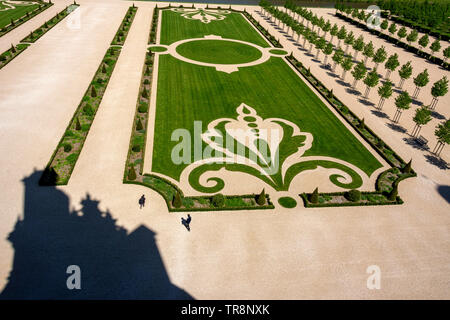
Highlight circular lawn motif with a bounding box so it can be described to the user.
[176,39,262,65]
[149,46,168,53]
[269,49,288,55]
[278,197,297,208]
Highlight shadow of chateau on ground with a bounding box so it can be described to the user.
[0,169,193,299]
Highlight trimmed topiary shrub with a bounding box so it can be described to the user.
[402,160,412,173]
[102,64,107,73]
[309,187,319,203]
[173,191,182,208]
[345,189,361,202]
[141,88,148,98]
[256,188,266,205]
[132,144,140,152]
[212,193,225,207]
[63,143,72,152]
[278,196,297,208]
[83,104,94,116]
[136,119,143,131]
[143,79,150,85]
[138,103,148,113]
[91,86,97,98]
[75,117,81,130]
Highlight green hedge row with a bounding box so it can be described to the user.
[0,2,53,38]
[40,7,137,186]
[0,43,29,70]
[21,4,80,43]
[111,5,137,46]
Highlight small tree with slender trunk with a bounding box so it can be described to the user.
[413,69,429,99]
[330,23,338,43]
[315,37,326,60]
[433,120,450,157]
[406,29,418,45]
[388,22,397,37]
[352,35,364,61]
[430,39,441,56]
[332,48,344,73]
[384,53,400,80]
[393,91,412,123]
[372,46,387,71]
[397,26,407,41]
[418,34,429,52]
[377,80,393,110]
[411,106,432,137]
[430,76,448,110]
[397,61,413,89]
[443,47,450,64]
[344,31,354,55]
[322,42,333,65]
[341,55,353,81]
[322,20,331,40]
[363,41,374,65]
[351,61,367,88]
[337,25,347,48]
[363,70,379,98]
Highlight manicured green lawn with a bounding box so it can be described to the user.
[0,2,39,29]
[176,39,262,64]
[160,10,269,48]
[151,9,382,190]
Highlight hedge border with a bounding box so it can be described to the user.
[111,5,137,46]
[0,1,53,38]
[39,6,137,185]
[0,43,29,70]
[20,4,79,43]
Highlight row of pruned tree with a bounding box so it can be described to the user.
[259,0,449,156]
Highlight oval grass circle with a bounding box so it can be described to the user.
[176,40,262,65]
[149,46,168,52]
[269,49,288,55]
[278,196,297,208]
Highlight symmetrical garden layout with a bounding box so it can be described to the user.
[43,6,415,211]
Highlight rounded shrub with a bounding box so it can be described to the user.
[278,197,297,208]
[132,144,140,152]
[143,79,150,85]
[345,189,361,202]
[83,104,94,116]
[212,193,225,207]
[63,143,72,152]
[138,103,148,113]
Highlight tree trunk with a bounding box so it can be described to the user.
[353,78,358,88]
[386,70,391,80]
[399,78,405,89]
[365,86,371,98]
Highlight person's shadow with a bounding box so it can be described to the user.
[181,214,191,232]
[0,169,193,299]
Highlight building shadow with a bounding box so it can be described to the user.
[437,185,450,204]
[0,169,193,300]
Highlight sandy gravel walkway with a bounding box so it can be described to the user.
[0,1,448,299]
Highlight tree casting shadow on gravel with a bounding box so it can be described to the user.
[0,169,193,300]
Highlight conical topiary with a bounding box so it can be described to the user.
[142,88,148,98]
[310,187,319,204]
[101,63,106,73]
[136,119,143,131]
[256,188,266,205]
[91,86,97,97]
[75,117,81,130]
[10,44,15,53]
[173,191,182,208]
[359,118,365,130]
[402,159,412,173]
[128,164,136,180]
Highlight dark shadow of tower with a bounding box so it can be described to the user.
[0,169,193,299]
